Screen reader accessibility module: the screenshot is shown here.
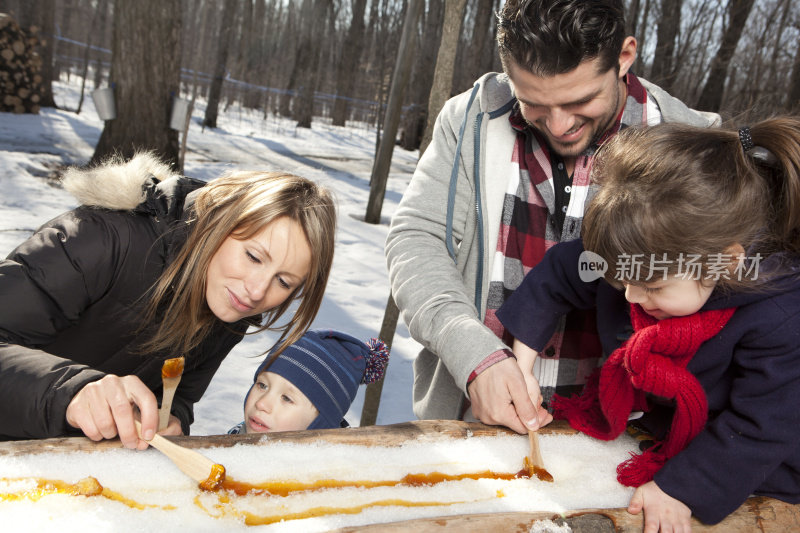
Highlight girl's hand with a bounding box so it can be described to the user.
[628,480,692,533]
[511,339,553,429]
[66,374,159,450]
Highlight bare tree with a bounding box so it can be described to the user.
[91,0,182,166]
[365,0,422,224]
[632,0,651,76]
[789,35,800,111]
[331,0,368,127]
[649,0,683,92]
[203,0,237,129]
[421,0,468,154]
[398,0,444,151]
[696,0,755,112]
[74,0,104,114]
[361,0,468,427]
[293,0,331,128]
[92,0,111,89]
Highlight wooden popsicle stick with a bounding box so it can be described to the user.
[134,420,225,490]
[527,429,553,482]
[528,430,545,466]
[158,357,185,431]
[159,377,181,430]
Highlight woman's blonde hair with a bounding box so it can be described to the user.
[140,170,336,357]
[583,116,800,290]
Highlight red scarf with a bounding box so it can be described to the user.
[552,304,736,487]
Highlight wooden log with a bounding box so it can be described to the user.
[331,497,800,532]
[0,12,43,113]
[0,419,797,531]
[0,419,561,455]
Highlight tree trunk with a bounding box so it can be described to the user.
[361,0,468,427]
[293,0,330,129]
[648,0,683,92]
[399,0,444,151]
[35,0,55,107]
[203,0,237,129]
[365,0,422,224]
[696,0,755,113]
[626,0,641,41]
[74,0,102,114]
[465,0,497,85]
[633,0,651,76]
[278,2,299,118]
[767,0,792,109]
[91,0,182,168]
[420,0,467,155]
[788,46,800,112]
[92,0,110,89]
[331,0,367,127]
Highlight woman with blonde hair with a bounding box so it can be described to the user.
[0,153,336,449]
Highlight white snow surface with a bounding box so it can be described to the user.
[0,432,637,532]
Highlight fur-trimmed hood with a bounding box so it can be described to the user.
[61,152,180,210]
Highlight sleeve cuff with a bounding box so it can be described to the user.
[467,348,515,385]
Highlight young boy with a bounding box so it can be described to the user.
[229,329,389,434]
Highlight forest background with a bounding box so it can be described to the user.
[2,0,798,163]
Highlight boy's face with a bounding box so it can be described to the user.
[244,371,319,433]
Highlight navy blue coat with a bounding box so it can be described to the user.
[497,239,800,524]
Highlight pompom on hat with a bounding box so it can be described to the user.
[252,329,389,430]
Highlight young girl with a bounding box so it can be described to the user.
[0,153,336,449]
[228,329,389,434]
[496,117,800,529]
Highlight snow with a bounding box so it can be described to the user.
[0,77,421,433]
[0,432,637,532]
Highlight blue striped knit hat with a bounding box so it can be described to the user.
[253,329,390,429]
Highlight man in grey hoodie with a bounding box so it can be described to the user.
[385,0,719,435]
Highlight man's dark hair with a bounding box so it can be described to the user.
[497,0,627,76]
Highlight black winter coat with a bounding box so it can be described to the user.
[0,174,248,439]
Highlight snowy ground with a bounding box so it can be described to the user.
[0,78,422,435]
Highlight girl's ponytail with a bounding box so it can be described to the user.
[745,117,800,253]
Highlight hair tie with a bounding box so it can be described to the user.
[738,126,754,152]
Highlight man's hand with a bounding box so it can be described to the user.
[66,374,159,450]
[467,357,551,433]
[628,480,692,533]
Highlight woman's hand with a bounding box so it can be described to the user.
[66,374,160,449]
[628,480,692,533]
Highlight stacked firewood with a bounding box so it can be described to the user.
[0,13,43,114]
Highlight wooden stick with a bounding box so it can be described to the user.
[159,377,181,430]
[158,357,185,431]
[134,421,223,488]
[527,429,553,482]
[528,430,545,467]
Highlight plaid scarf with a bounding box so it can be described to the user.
[484,74,657,407]
[553,304,736,487]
